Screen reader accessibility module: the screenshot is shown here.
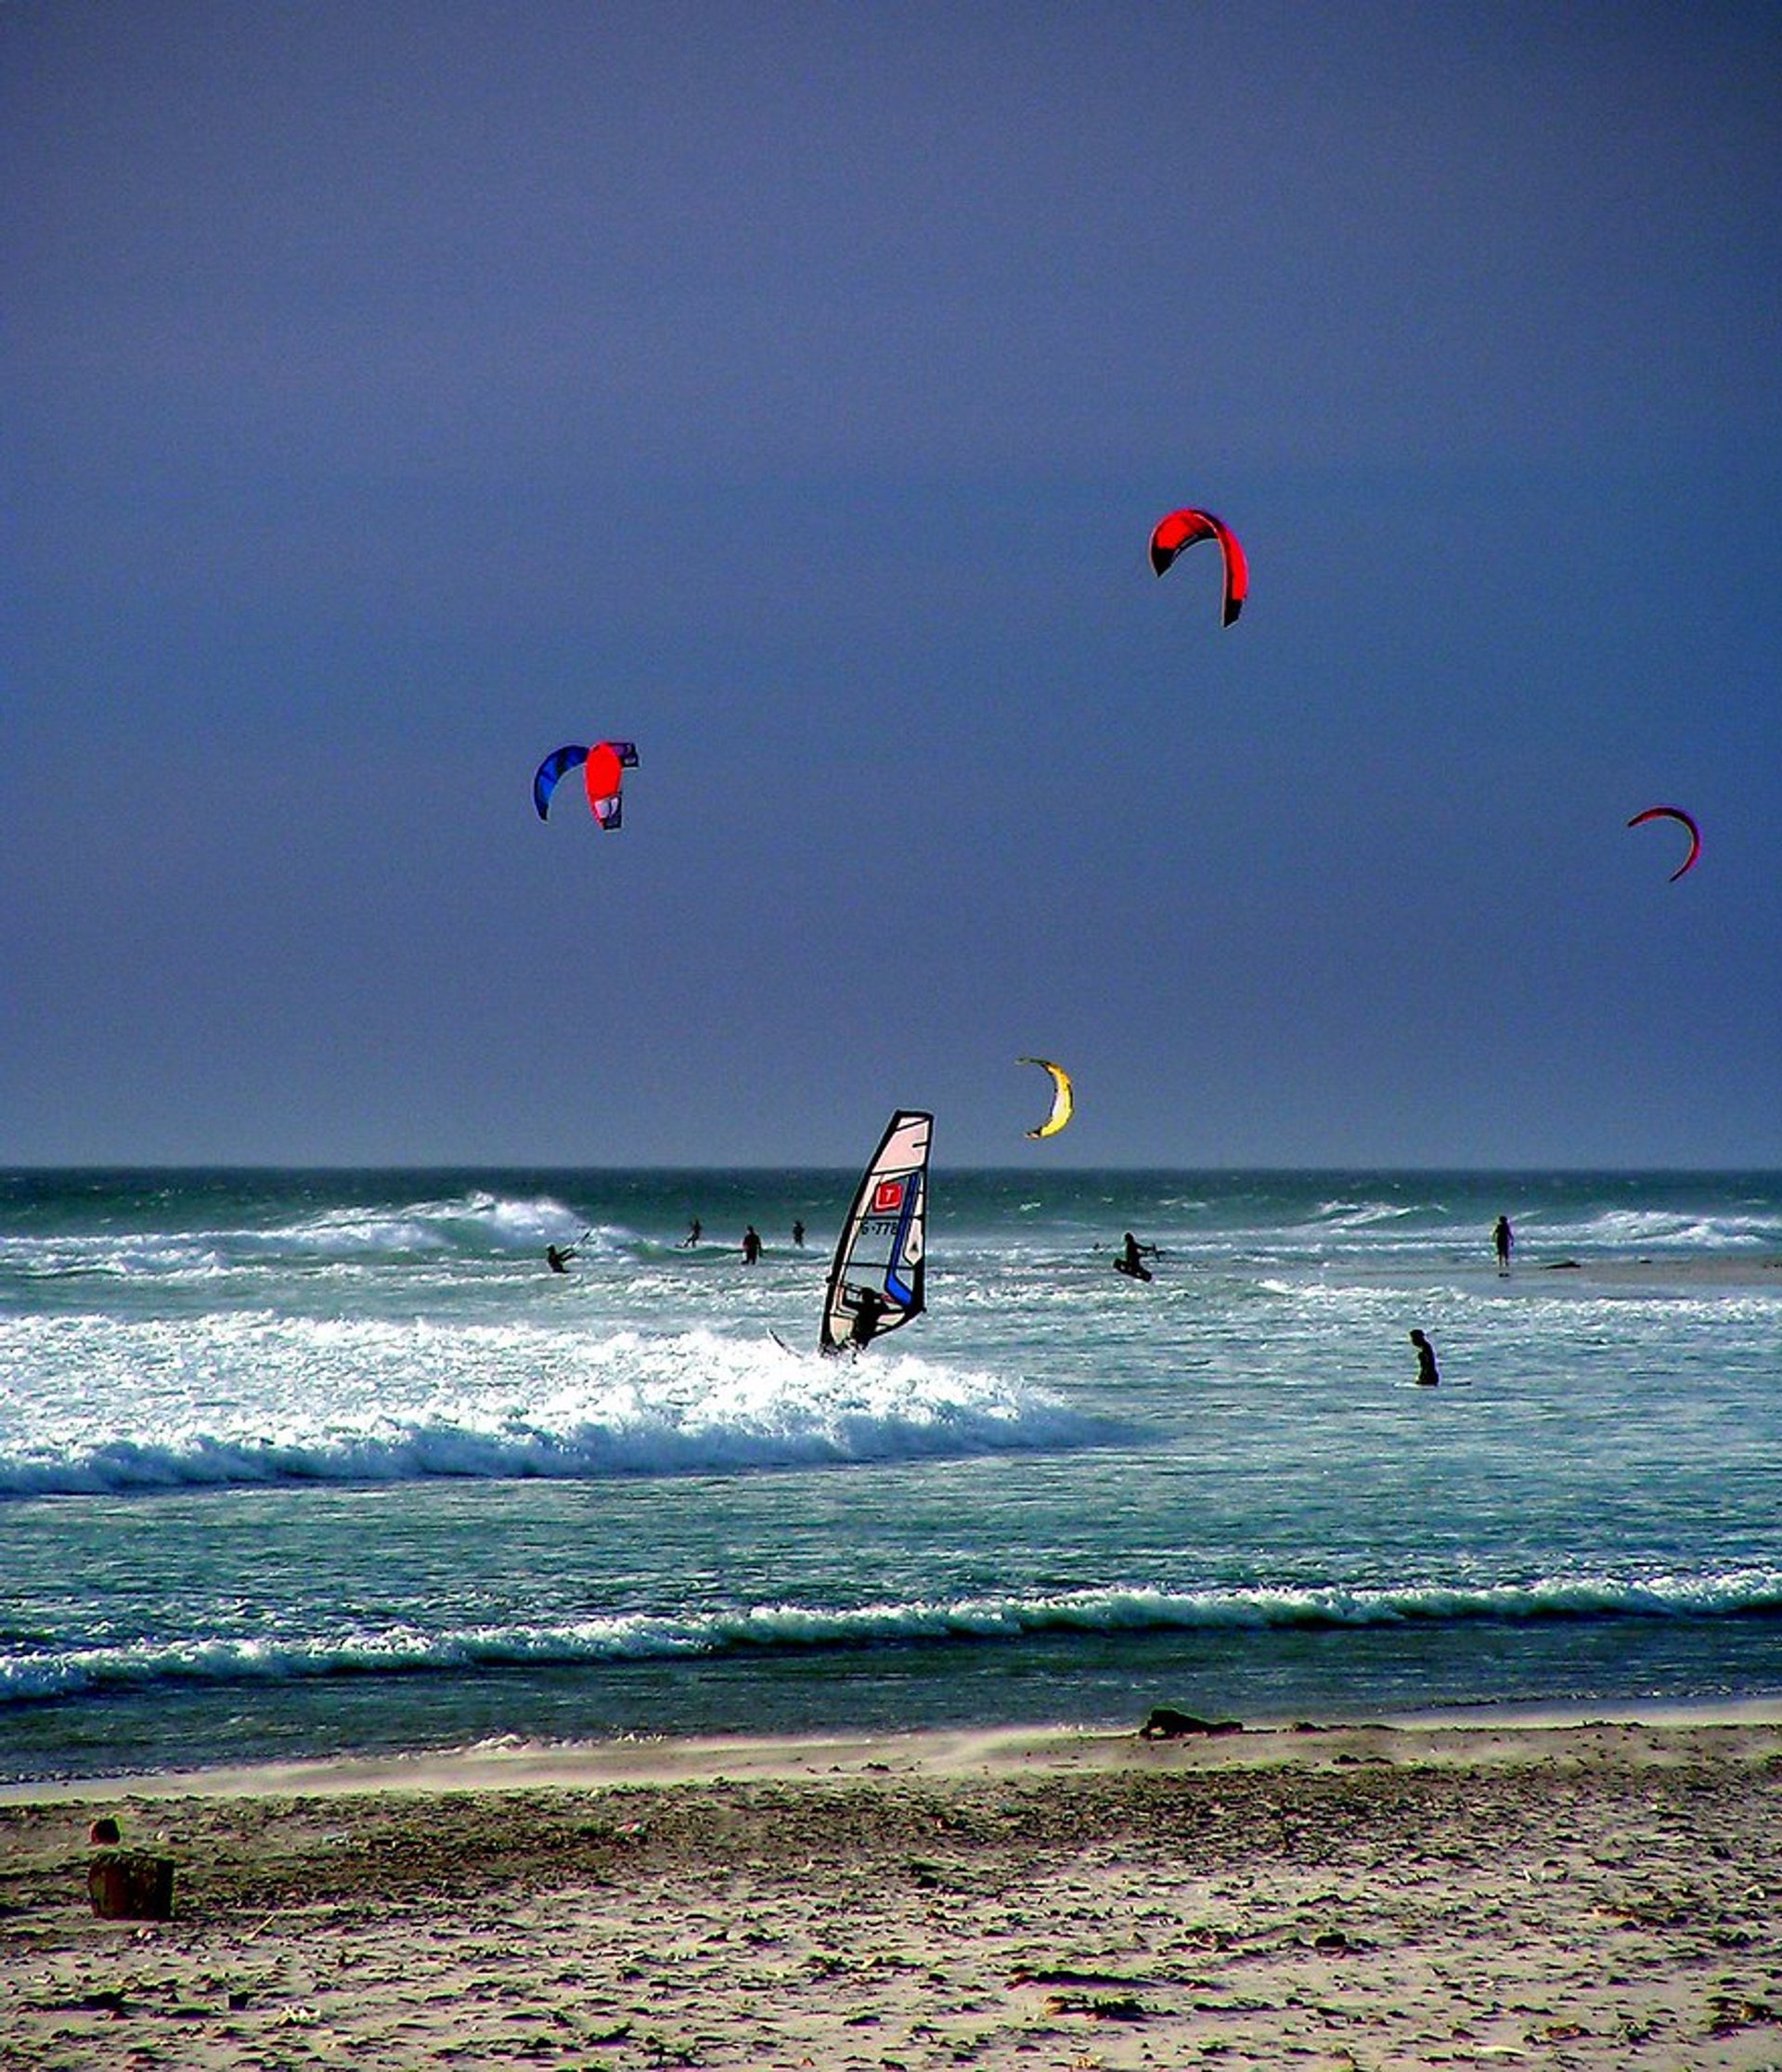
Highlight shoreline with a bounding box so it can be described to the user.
[6,1695,1782,1806]
[4,1714,1779,2069]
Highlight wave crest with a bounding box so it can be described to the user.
[6,1570,1776,1705]
[0,1326,1105,1497]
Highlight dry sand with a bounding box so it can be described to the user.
[4,1714,1781,2070]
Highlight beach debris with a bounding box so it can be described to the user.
[1013,1966,1156,1990]
[1042,1989,1148,2020]
[87,1849,176,1921]
[1709,1994,1779,2036]
[1139,1706,1244,1739]
[1147,506,1248,625]
[532,739,639,829]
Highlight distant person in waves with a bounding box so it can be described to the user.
[1410,1327,1440,1386]
[1493,1215,1514,1274]
[792,1220,806,1248]
[742,1225,763,1265]
[1116,1232,1157,1281]
[681,1218,702,1248]
[544,1242,576,1274]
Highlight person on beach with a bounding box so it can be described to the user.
[742,1225,763,1264]
[681,1218,702,1248]
[544,1243,576,1274]
[1116,1232,1158,1280]
[792,1220,806,1248]
[1410,1327,1440,1386]
[1493,1215,1514,1273]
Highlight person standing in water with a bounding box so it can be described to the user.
[1493,1216,1514,1274]
[1410,1327,1440,1386]
[742,1225,762,1264]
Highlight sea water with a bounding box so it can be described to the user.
[3,1167,1779,1783]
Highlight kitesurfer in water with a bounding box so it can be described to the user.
[1493,1216,1514,1274]
[681,1219,702,1248]
[545,1243,576,1274]
[1117,1232,1157,1281]
[1410,1328,1440,1386]
[742,1225,763,1264]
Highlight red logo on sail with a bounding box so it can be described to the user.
[872,1178,906,1213]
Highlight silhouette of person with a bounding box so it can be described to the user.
[681,1219,702,1248]
[1493,1216,1514,1274]
[545,1243,575,1274]
[1410,1327,1440,1386]
[848,1286,887,1347]
[742,1225,762,1264]
[792,1220,806,1248]
[1117,1232,1156,1281]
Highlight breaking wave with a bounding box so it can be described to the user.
[6,1571,1778,1705]
[0,1321,1109,1498]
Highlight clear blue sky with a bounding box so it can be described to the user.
[6,1,1779,1167]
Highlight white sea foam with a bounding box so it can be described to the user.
[0,1314,1101,1496]
[7,1569,1778,1704]
[0,1192,619,1282]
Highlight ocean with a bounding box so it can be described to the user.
[3,1166,1779,1784]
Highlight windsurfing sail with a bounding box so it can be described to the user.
[820,1110,932,1355]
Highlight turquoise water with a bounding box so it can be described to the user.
[3,1166,1780,1781]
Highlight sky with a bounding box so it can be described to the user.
[6,0,1780,1169]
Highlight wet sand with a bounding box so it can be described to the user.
[5,1714,1782,2068]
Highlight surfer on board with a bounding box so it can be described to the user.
[1116,1232,1157,1281]
[681,1218,702,1248]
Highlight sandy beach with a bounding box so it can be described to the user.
[5,1714,1781,2070]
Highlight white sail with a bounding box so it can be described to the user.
[820,1111,932,1354]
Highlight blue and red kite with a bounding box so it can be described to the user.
[533,741,639,830]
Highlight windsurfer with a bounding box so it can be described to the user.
[818,1110,932,1357]
[848,1286,887,1348]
